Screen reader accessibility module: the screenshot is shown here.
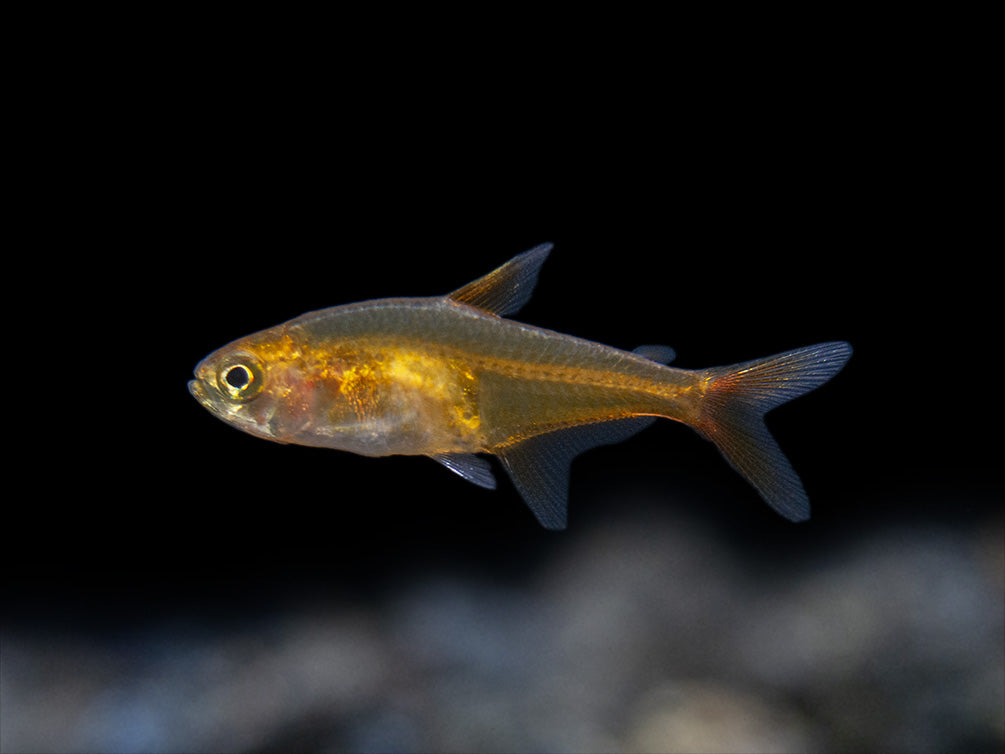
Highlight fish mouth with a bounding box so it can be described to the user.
[189,378,210,408]
[188,378,213,408]
[189,377,233,425]
[189,356,220,406]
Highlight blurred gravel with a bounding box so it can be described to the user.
[2,506,1002,753]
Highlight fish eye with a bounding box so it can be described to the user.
[224,364,251,389]
[216,355,264,401]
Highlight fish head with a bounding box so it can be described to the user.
[188,329,315,444]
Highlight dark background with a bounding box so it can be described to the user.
[17,215,996,618]
[14,126,995,614]
[3,18,1000,752]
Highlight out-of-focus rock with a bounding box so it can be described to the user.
[625,680,817,754]
[1,611,389,753]
[2,504,1002,752]
[734,525,1004,752]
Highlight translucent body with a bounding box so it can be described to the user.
[190,245,851,528]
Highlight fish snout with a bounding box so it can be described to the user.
[188,378,211,407]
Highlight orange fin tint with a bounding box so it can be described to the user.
[696,342,852,521]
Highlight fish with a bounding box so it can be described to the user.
[189,243,851,528]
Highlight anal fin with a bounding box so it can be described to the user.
[496,417,656,529]
[433,453,497,490]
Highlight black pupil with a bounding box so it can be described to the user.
[225,365,251,389]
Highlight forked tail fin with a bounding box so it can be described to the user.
[696,342,852,521]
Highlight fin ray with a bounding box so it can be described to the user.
[448,243,553,316]
[697,341,852,521]
[433,453,497,489]
[497,417,656,529]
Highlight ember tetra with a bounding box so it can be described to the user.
[189,244,851,528]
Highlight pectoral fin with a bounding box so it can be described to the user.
[447,243,553,317]
[496,417,656,529]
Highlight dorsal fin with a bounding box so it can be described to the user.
[447,243,553,317]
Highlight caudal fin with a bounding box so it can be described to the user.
[696,342,852,521]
